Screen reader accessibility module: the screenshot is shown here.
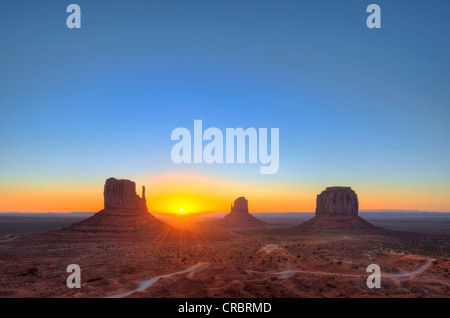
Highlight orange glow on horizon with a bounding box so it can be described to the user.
[0,173,449,213]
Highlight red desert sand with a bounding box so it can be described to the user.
[0,179,449,298]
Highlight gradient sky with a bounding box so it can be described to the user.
[1,1,449,213]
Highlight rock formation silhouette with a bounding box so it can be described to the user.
[68,178,169,234]
[220,197,265,227]
[104,178,147,210]
[297,187,378,232]
[316,187,358,216]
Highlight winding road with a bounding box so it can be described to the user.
[107,262,211,298]
[247,258,436,279]
[105,254,436,298]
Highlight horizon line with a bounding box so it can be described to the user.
[1,209,450,214]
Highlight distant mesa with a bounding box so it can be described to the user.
[68,178,169,234]
[297,186,379,233]
[220,197,266,228]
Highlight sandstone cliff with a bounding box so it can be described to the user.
[298,186,378,233]
[316,187,358,216]
[104,178,147,210]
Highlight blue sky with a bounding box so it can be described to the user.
[0,1,449,211]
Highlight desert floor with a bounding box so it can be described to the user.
[0,214,449,298]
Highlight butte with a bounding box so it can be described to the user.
[297,186,379,233]
[219,197,266,228]
[67,177,171,236]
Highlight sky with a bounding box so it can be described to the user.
[0,0,449,213]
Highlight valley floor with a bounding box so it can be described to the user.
[0,224,449,298]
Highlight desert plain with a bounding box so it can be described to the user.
[0,211,449,298]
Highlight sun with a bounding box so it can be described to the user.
[179,208,184,213]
